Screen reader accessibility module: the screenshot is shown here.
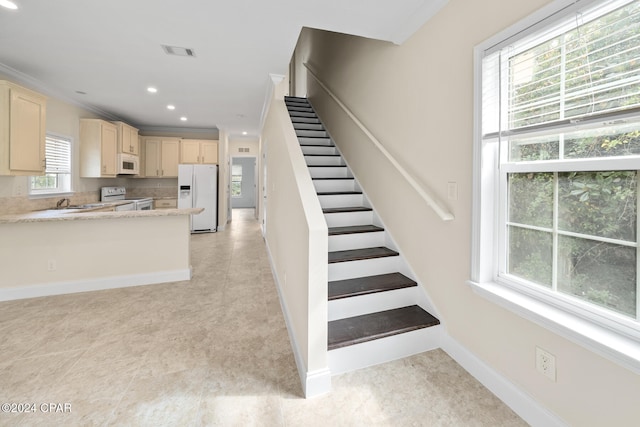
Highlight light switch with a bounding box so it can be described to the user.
[447,182,458,200]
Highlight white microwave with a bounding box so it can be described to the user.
[117,153,139,175]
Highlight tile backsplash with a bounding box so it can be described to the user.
[0,192,101,216]
[0,186,178,216]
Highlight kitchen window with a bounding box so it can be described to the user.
[471,0,640,372]
[30,134,72,195]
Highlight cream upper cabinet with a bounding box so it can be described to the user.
[80,119,118,177]
[114,121,139,155]
[141,137,180,177]
[180,139,218,164]
[0,80,47,176]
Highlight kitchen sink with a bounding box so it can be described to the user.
[66,203,109,209]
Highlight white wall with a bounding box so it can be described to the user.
[293,0,640,424]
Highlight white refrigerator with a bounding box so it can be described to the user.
[178,164,218,233]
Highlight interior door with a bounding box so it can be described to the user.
[231,157,256,209]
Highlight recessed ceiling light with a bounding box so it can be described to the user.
[242,131,248,135]
[167,105,175,110]
[0,1,18,10]
[147,87,158,93]
[180,117,187,121]
[75,90,87,95]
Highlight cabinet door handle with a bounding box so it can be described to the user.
[156,169,159,176]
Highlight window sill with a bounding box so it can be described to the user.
[467,280,640,375]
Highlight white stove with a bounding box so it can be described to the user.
[101,187,154,211]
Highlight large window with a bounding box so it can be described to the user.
[30,134,72,195]
[473,0,640,367]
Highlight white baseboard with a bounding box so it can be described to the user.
[441,334,567,427]
[0,269,192,302]
[264,242,332,398]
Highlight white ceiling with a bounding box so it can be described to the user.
[0,0,446,137]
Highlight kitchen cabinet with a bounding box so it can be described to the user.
[180,139,218,164]
[0,80,47,175]
[141,137,180,177]
[80,119,118,177]
[154,198,177,209]
[114,121,139,155]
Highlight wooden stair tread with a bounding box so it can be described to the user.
[323,206,372,214]
[301,144,336,148]
[329,272,416,300]
[328,224,382,235]
[318,191,362,196]
[328,246,398,263]
[304,154,341,157]
[308,165,346,168]
[312,177,354,180]
[328,305,440,350]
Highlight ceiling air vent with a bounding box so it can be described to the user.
[161,45,196,57]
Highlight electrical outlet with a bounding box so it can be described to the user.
[536,346,556,381]
[47,259,57,272]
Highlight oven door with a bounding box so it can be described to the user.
[135,199,153,211]
[115,202,135,211]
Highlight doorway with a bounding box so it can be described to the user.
[231,157,257,213]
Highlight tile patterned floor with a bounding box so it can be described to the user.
[0,209,526,426]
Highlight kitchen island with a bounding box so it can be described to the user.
[0,208,203,301]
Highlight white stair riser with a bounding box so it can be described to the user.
[328,286,418,321]
[305,156,344,166]
[313,179,356,193]
[289,112,316,118]
[302,146,338,155]
[318,194,363,208]
[309,167,350,179]
[299,137,332,146]
[294,123,324,131]
[296,130,328,138]
[328,231,385,252]
[329,256,400,281]
[324,211,372,228]
[291,117,320,124]
[328,325,442,375]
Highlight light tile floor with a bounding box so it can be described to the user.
[0,209,526,426]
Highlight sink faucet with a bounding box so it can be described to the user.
[56,198,70,208]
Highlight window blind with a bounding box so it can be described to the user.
[483,0,640,139]
[45,135,71,174]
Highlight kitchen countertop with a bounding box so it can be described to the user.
[0,208,204,224]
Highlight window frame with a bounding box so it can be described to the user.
[29,133,73,197]
[470,0,640,374]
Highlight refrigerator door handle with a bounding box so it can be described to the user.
[192,176,197,208]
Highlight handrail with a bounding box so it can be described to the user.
[303,62,454,221]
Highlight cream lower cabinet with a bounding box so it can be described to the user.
[0,81,47,176]
[80,119,118,177]
[142,137,180,177]
[180,139,218,164]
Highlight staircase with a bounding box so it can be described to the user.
[284,96,442,375]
